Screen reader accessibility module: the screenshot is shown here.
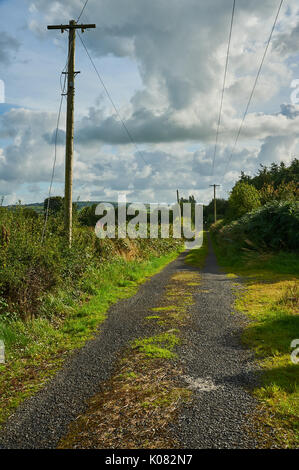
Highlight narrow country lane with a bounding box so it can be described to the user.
[0,238,260,449]
[174,236,259,448]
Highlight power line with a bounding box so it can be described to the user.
[42,64,67,243]
[224,0,284,175]
[41,91,65,243]
[77,0,89,23]
[78,32,150,166]
[58,0,90,93]
[211,0,235,176]
[42,1,93,243]
[42,39,70,243]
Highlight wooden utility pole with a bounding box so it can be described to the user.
[176,189,180,204]
[47,21,96,246]
[210,184,220,223]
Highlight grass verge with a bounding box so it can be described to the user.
[184,231,208,268]
[0,247,182,428]
[211,233,299,448]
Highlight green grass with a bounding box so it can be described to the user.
[237,279,299,447]
[151,305,180,312]
[210,227,299,277]
[0,247,182,427]
[132,331,180,359]
[211,233,299,447]
[184,231,208,268]
[58,239,200,449]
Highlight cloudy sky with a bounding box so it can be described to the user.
[0,0,299,205]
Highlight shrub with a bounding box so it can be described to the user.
[227,182,261,220]
[0,205,182,321]
[260,181,299,205]
[211,201,299,254]
[44,196,64,216]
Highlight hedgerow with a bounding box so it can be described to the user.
[210,201,299,255]
[0,205,182,321]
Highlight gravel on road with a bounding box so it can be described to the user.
[0,238,260,449]
[174,236,259,448]
[0,255,184,449]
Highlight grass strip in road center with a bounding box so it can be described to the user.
[0,248,183,428]
[58,256,206,448]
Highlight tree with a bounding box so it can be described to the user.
[260,181,299,204]
[44,196,78,220]
[44,196,64,216]
[237,158,299,191]
[203,198,229,224]
[78,203,98,226]
[228,182,261,220]
[179,194,197,224]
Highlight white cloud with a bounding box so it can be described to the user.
[1,0,299,204]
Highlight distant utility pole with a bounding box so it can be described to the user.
[210,184,220,223]
[47,20,96,246]
[176,189,180,204]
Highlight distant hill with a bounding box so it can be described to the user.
[3,201,117,214]
[3,200,169,214]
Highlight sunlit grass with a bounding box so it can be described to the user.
[212,235,299,447]
[184,231,208,268]
[0,248,182,427]
[132,331,180,359]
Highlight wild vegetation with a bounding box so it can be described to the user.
[0,202,183,425]
[204,158,298,226]
[210,158,298,448]
[0,156,297,445]
[203,198,228,224]
[0,203,182,321]
[210,158,298,256]
[239,158,299,193]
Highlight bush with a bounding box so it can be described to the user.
[211,201,299,254]
[44,196,64,216]
[0,205,182,321]
[260,181,299,205]
[227,182,261,220]
[0,206,96,320]
[203,198,228,224]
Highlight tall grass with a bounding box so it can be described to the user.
[0,206,182,322]
[0,207,183,426]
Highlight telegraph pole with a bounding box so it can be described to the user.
[176,189,180,204]
[47,21,96,246]
[210,184,220,223]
